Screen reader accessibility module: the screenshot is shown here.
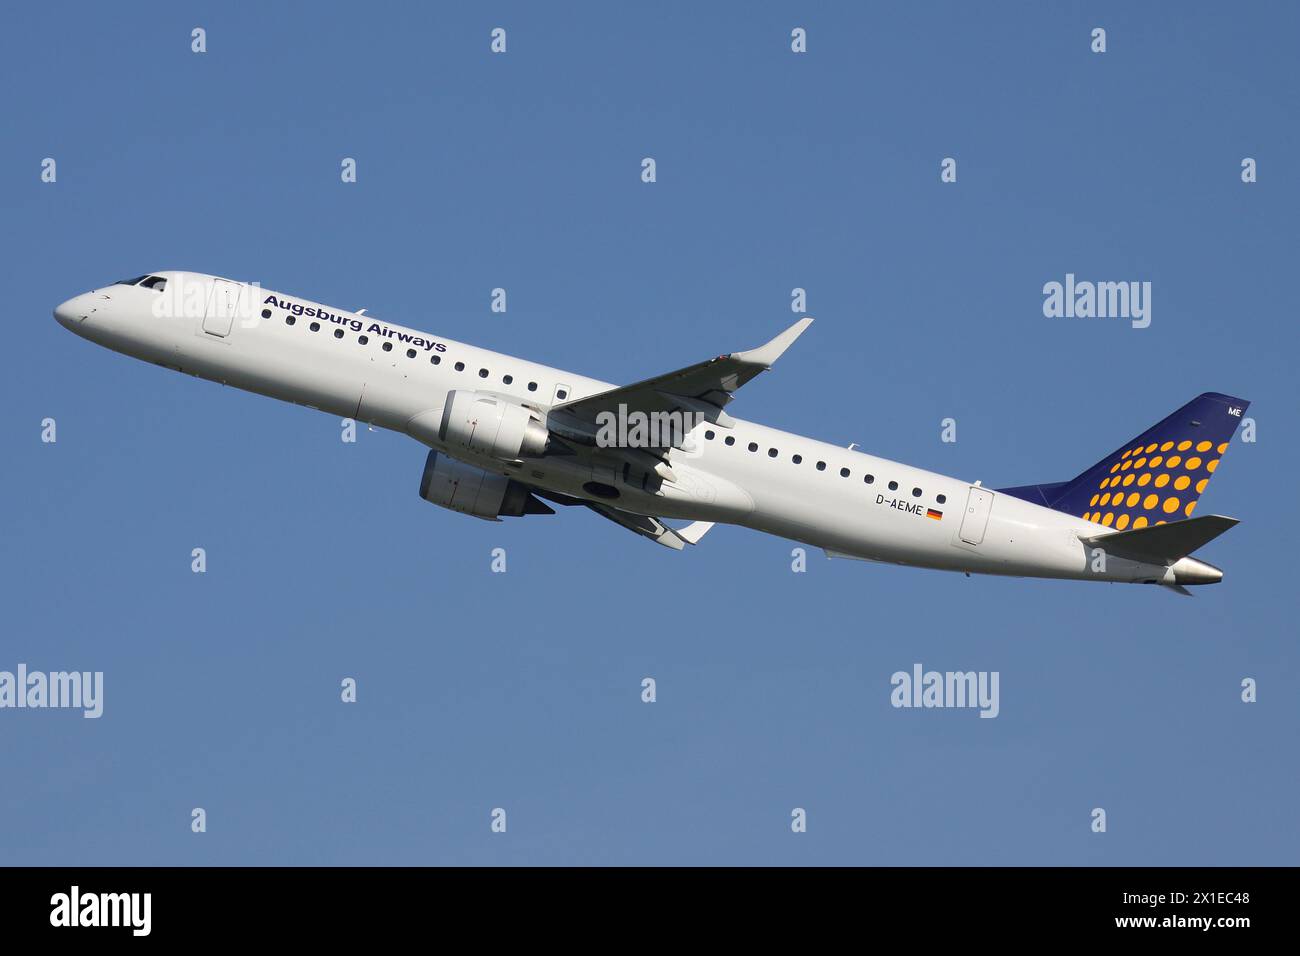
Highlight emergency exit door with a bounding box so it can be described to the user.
[959,487,994,545]
[202,279,242,337]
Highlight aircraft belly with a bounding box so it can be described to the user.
[739,478,957,567]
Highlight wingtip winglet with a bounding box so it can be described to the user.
[675,521,715,545]
[733,317,814,368]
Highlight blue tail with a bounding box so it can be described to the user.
[999,392,1250,529]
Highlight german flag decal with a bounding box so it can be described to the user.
[926,508,943,521]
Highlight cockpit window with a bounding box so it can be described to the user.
[138,275,167,291]
[115,275,149,286]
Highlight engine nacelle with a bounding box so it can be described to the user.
[418,451,553,521]
[439,389,549,461]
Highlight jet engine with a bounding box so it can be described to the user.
[438,389,549,461]
[418,450,553,520]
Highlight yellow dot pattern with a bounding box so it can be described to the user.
[1080,435,1229,528]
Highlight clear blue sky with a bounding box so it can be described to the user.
[3,1,1296,865]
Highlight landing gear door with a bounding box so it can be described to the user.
[202,279,242,338]
[959,486,994,545]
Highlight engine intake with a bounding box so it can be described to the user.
[418,451,553,521]
[439,389,549,461]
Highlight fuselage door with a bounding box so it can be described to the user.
[959,486,994,545]
[202,279,242,337]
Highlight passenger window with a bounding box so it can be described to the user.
[479,368,489,378]
[286,316,296,326]
[888,481,898,491]
[792,454,802,464]
[557,389,568,400]
[431,355,440,364]
[334,329,344,339]
[768,448,778,458]
[358,335,368,345]
[407,348,417,358]
[840,467,850,478]
[748,442,758,452]
[504,374,513,384]
[705,430,715,440]
[816,461,826,471]
[455,361,465,371]
[382,342,393,352]
[912,488,921,497]
[864,474,874,484]
[937,494,946,504]
[309,322,320,331]
[725,436,736,446]
[261,309,272,319]
[527,382,537,392]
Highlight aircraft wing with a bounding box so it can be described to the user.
[551,317,813,432]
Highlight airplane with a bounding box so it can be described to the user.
[54,272,1250,591]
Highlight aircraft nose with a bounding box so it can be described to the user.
[53,293,94,330]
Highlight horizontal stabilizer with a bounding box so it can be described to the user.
[1080,514,1239,565]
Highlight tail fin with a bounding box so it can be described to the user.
[1000,392,1249,530]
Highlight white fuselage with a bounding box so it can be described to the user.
[54,272,1196,585]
